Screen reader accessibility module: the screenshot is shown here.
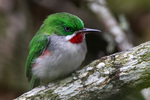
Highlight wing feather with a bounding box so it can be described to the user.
[25,34,50,81]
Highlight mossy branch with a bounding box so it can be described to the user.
[15,41,150,100]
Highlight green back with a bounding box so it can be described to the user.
[25,35,49,80]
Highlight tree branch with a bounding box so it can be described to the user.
[87,0,133,51]
[15,41,150,100]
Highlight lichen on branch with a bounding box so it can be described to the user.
[15,41,150,100]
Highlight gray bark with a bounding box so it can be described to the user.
[15,41,150,100]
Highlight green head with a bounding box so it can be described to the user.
[38,12,84,36]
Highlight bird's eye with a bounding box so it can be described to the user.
[64,27,71,32]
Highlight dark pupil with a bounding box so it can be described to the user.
[64,27,71,32]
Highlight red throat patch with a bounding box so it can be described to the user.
[69,33,85,44]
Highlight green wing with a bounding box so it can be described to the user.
[25,34,49,89]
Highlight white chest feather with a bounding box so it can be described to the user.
[32,35,87,82]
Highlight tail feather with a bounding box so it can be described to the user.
[29,76,40,90]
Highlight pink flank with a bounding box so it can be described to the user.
[39,50,51,58]
[33,50,50,68]
[33,63,38,68]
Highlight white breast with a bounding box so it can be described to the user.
[32,35,87,82]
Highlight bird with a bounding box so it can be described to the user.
[25,12,100,90]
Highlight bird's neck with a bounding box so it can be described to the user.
[69,33,85,44]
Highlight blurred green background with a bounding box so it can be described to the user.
[0,0,150,100]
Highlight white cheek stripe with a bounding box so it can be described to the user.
[65,33,76,40]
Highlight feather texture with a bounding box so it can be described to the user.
[25,34,49,86]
